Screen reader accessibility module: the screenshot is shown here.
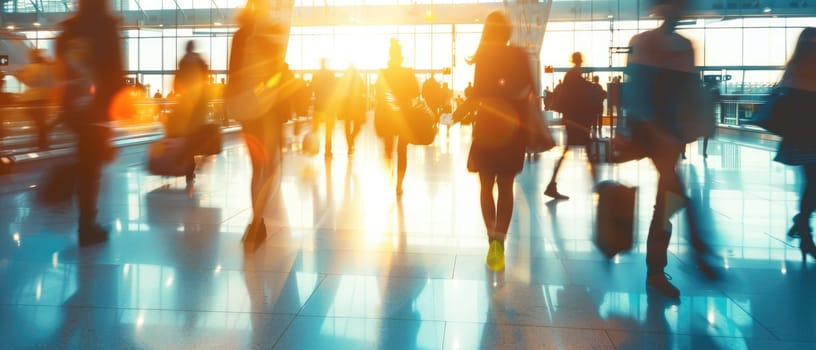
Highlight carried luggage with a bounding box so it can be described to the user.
[37,162,77,204]
[594,180,637,258]
[406,99,438,146]
[147,138,193,176]
[194,123,223,156]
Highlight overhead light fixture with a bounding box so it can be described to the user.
[213,22,223,26]
[6,25,14,30]
[607,14,614,19]
[763,6,772,12]
[33,22,41,27]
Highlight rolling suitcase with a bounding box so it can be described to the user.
[195,123,222,156]
[147,138,193,176]
[594,180,637,258]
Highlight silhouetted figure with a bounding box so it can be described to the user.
[440,82,453,113]
[542,86,553,111]
[422,75,443,116]
[311,58,336,157]
[226,1,294,246]
[624,0,717,298]
[606,76,621,120]
[375,38,420,196]
[338,64,366,155]
[172,40,210,189]
[17,48,56,150]
[543,52,598,200]
[775,27,816,256]
[153,90,162,99]
[55,0,124,246]
[454,11,533,271]
[591,75,607,126]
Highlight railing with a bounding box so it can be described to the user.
[716,96,767,130]
[0,99,236,154]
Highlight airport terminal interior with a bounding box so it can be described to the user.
[2,0,816,349]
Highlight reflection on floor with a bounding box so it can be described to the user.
[1,122,814,349]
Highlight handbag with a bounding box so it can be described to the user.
[147,138,193,176]
[405,99,438,146]
[749,86,811,140]
[523,93,555,153]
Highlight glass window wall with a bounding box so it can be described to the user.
[4,4,816,114]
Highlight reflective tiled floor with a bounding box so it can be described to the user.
[2,123,815,349]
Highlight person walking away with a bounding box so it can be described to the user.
[375,38,420,196]
[311,58,337,157]
[543,52,598,200]
[172,40,210,189]
[774,28,816,257]
[624,0,718,298]
[591,75,607,135]
[226,0,297,246]
[453,11,535,271]
[338,64,366,155]
[54,0,125,246]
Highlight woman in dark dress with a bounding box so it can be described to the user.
[776,28,816,258]
[455,11,533,271]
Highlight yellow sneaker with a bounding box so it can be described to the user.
[486,240,505,271]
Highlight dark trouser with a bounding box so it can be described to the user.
[796,164,816,234]
[633,122,689,276]
[76,127,104,230]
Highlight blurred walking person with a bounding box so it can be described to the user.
[17,48,56,150]
[624,0,718,298]
[226,0,297,246]
[543,52,598,200]
[311,58,336,157]
[453,11,535,271]
[54,0,124,246]
[374,38,420,196]
[338,64,366,155]
[775,28,816,257]
[171,40,210,189]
